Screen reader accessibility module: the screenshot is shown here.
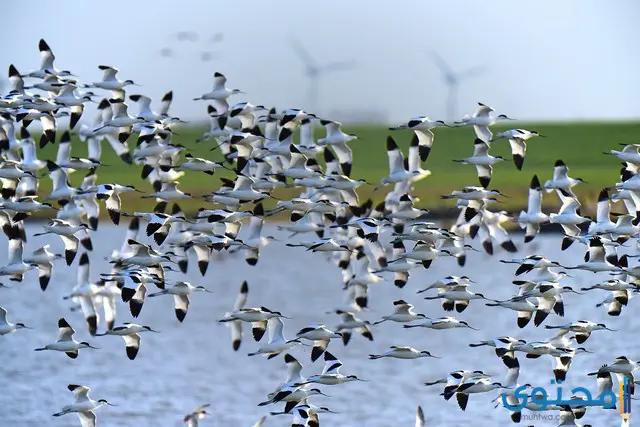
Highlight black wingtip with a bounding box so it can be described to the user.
[8,64,20,78]
[530,174,540,189]
[39,39,51,52]
[598,188,609,202]
[386,135,397,151]
[79,252,89,266]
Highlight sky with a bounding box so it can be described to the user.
[2,0,639,123]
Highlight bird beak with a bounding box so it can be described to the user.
[466,325,480,331]
[204,289,213,293]
[88,344,100,349]
[149,328,161,333]
[280,315,292,319]
[319,391,332,397]
[106,401,117,406]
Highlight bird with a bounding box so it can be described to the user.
[183,403,210,427]
[453,138,505,188]
[297,351,367,385]
[455,102,514,143]
[380,136,421,185]
[34,218,91,265]
[219,306,289,341]
[247,317,301,359]
[0,306,30,335]
[7,41,640,427]
[23,39,75,79]
[422,284,492,313]
[449,377,510,411]
[223,280,249,351]
[85,65,138,90]
[368,346,439,360]
[148,281,212,322]
[374,299,429,324]
[389,116,450,161]
[52,384,115,427]
[295,324,343,361]
[403,316,478,330]
[518,175,550,242]
[316,120,357,176]
[544,159,586,197]
[34,318,98,358]
[95,322,159,360]
[194,72,243,102]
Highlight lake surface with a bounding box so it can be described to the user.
[0,223,636,426]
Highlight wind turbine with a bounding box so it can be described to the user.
[290,38,356,113]
[430,52,486,122]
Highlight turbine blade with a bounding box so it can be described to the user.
[290,38,319,68]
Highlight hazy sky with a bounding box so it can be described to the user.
[2,0,639,123]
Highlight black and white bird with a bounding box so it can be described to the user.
[453,139,505,188]
[95,322,159,360]
[34,318,99,358]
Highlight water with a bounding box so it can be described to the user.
[0,224,636,426]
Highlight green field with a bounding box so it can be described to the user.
[33,121,639,217]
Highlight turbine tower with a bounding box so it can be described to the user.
[430,52,486,122]
[290,38,356,114]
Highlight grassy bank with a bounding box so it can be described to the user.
[32,121,639,217]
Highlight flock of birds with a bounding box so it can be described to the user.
[1,39,639,427]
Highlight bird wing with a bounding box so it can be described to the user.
[7,237,23,265]
[527,176,542,215]
[331,143,353,174]
[39,40,55,70]
[234,281,249,311]
[553,162,569,181]
[386,137,405,174]
[508,138,526,169]
[267,317,285,343]
[159,91,173,116]
[79,295,97,335]
[77,253,90,285]
[173,294,190,314]
[472,140,489,157]
[323,120,339,136]
[252,415,267,427]
[100,65,118,81]
[77,410,96,427]
[69,384,91,401]
[212,72,227,90]
[473,125,492,144]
